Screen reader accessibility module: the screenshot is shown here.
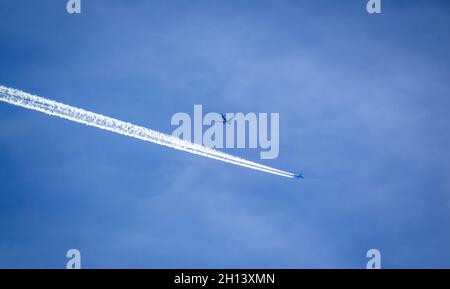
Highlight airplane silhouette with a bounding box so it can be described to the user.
[221,113,234,125]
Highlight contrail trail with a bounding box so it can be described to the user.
[0,85,299,178]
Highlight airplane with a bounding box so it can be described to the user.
[294,173,304,179]
[221,113,234,125]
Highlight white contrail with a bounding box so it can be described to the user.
[0,85,298,178]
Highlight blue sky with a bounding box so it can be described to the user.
[0,0,449,268]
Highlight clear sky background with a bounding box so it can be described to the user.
[0,0,449,268]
